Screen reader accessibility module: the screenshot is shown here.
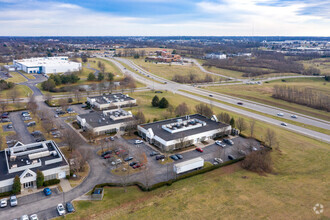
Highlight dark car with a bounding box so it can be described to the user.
[237,102,243,105]
[176,154,183,159]
[156,155,165,160]
[31,131,42,137]
[223,138,234,145]
[155,91,163,93]
[170,155,179,161]
[103,154,111,159]
[66,202,75,213]
[149,151,160,156]
[209,94,213,97]
[129,161,138,167]
[7,124,13,129]
[101,151,112,157]
[43,187,52,196]
[228,155,236,160]
[35,138,46,142]
[124,156,133,162]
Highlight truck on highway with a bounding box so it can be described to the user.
[173,157,204,174]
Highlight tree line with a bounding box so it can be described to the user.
[172,73,214,84]
[41,72,80,92]
[272,85,330,111]
[0,79,15,91]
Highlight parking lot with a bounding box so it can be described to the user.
[8,111,35,144]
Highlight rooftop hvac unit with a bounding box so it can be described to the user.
[11,164,17,169]
[28,150,51,160]
[10,155,16,161]
[50,151,58,156]
[32,160,38,164]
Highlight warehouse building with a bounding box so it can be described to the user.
[0,141,69,193]
[87,93,136,110]
[138,114,231,152]
[77,109,135,135]
[13,56,81,74]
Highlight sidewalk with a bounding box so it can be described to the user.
[60,179,72,193]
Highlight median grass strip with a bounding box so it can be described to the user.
[6,72,28,83]
[179,89,330,135]
[0,85,33,98]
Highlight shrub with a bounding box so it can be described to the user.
[159,97,169,108]
[36,170,44,188]
[43,179,60,187]
[12,176,21,194]
[151,95,159,107]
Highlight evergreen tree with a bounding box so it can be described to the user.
[159,97,169,108]
[107,72,114,81]
[230,117,235,128]
[97,72,104,81]
[87,73,96,81]
[152,95,159,107]
[12,175,21,194]
[36,170,44,188]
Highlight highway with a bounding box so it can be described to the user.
[103,57,330,143]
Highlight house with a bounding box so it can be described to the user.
[205,53,227,59]
[0,141,69,193]
[13,56,81,74]
[137,114,231,152]
[87,93,136,110]
[76,109,135,135]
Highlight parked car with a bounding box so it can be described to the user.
[57,203,66,216]
[7,124,13,129]
[0,198,7,208]
[155,91,163,93]
[54,114,59,118]
[134,140,143,144]
[170,155,179,161]
[110,136,115,141]
[27,121,36,127]
[21,111,29,116]
[129,161,138,167]
[237,102,243,105]
[156,155,165,160]
[215,140,226,147]
[35,138,46,142]
[252,147,258,151]
[10,195,17,207]
[228,155,236,160]
[124,156,133,162]
[66,202,75,213]
[176,154,183,159]
[291,115,297,119]
[223,138,234,145]
[43,187,52,196]
[31,131,42,137]
[103,154,111,159]
[20,215,29,220]
[277,113,284,116]
[111,159,122,165]
[1,118,10,122]
[281,122,287,126]
[196,147,204,153]
[115,150,126,155]
[101,151,112,157]
[149,151,160,156]
[133,163,142,169]
[23,116,32,121]
[29,214,39,220]
[214,158,223,164]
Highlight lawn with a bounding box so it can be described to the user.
[300,58,330,75]
[6,72,27,83]
[0,85,33,99]
[129,58,223,82]
[204,77,330,121]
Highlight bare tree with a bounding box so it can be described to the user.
[0,100,7,114]
[74,89,82,103]
[249,119,256,137]
[142,163,154,190]
[217,112,231,124]
[265,128,277,148]
[236,118,247,132]
[195,103,213,117]
[241,149,273,174]
[58,99,69,112]
[45,93,53,104]
[62,128,81,152]
[7,87,19,104]
[27,96,38,116]
[175,102,190,116]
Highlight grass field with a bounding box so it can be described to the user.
[300,58,330,75]
[204,77,330,121]
[63,90,330,220]
[6,72,27,83]
[0,123,15,150]
[129,58,223,82]
[0,85,33,98]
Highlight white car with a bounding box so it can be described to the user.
[214,158,223,164]
[134,140,143,144]
[30,214,38,220]
[252,147,258,151]
[20,215,29,220]
[57,203,66,216]
[281,122,288,126]
[111,159,122,165]
[291,115,297,119]
[277,113,284,116]
[10,195,17,207]
[215,141,226,148]
[0,198,7,207]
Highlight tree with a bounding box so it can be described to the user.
[265,128,277,148]
[74,89,82,103]
[151,95,159,107]
[159,97,169,108]
[7,87,19,103]
[107,72,114,81]
[27,96,38,116]
[0,100,7,114]
[87,72,96,81]
[229,117,235,128]
[12,175,21,194]
[195,103,213,117]
[241,149,273,174]
[81,54,88,63]
[249,119,256,137]
[36,170,44,188]
[236,118,247,132]
[41,78,56,91]
[97,72,104,81]
[175,102,190,116]
[217,112,231,124]
[62,128,81,151]
[135,111,146,124]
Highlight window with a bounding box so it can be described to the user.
[24,173,33,178]
[44,173,57,181]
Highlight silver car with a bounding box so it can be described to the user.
[0,198,7,207]
[10,195,17,207]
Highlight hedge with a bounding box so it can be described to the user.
[0,191,13,198]
[43,179,60,187]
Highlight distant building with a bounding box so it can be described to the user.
[0,141,69,193]
[205,53,227,59]
[13,56,81,74]
[145,49,182,63]
[77,109,135,135]
[138,114,231,152]
[87,93,136,110]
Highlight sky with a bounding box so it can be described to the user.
[0,0,329,36]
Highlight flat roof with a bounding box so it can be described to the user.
[89,93,135,105]
[174,157,204,167]
[14,57,80,68]
[139,114,230,141]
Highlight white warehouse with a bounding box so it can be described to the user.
[13,56,81,74]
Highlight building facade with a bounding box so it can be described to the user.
[138,114,231,152]
[13,56,81,74]
[0,141,69,193]
[87,93,136,110]
[205,53,227,59]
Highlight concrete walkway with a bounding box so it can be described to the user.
[60,179,72,192]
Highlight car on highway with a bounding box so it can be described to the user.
[277,113,284,116]
[124,156,133,162]
[170,155,179,161]
[214,158,223,164]
[209,94,213,97]
[291,115,297,119]
[10,195,17,207]
[43,187,52,196]
[228,155,236,160]
[20,215,29,220]
[29,214,39,220]
[66,202,75,213]
[223,138,234,145]
[215,140,226,147]
[281,122,288,126]
[237,102,243,105]
[176,154,183,159]
[156,155,165,160]
[149,151,160,156]
[57,203,66,216]
[0,198,7,208]
[196,147,204,153]
[134,140,143,144]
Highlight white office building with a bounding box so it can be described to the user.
[0,141,69,193]
[205,53,227,59]
[13,56,81,74]
[87,93,136,110]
